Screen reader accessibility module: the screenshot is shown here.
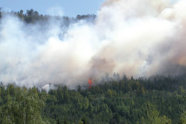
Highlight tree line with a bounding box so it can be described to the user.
[0,75,186,124]
[0,8,96,24]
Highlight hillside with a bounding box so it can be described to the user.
[0,75,186,124]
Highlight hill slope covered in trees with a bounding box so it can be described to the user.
[0,9,186,124]
[0,75,186,124]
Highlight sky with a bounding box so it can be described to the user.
[0,0,104,17]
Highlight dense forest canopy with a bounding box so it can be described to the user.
[0,75,186,124]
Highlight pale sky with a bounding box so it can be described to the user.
[0,0,105,16]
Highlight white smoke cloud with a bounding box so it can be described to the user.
[0,0,186,88]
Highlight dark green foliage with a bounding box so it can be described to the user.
[0,9,96,26]
[0,76,185,124]
[0,85,46,124]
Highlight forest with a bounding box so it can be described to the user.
[0,9,185,124]
[0,75,186,124]
[0,8,96,25]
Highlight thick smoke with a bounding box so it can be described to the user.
[0,0,186,88]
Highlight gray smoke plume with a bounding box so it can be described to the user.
[0,0,186,88]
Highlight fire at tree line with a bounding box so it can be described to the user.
[0,9,185,124]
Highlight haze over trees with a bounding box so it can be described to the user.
[0,8,96,25]
[0,9,185,124]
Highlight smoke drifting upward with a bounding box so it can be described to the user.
[0,0,186,88]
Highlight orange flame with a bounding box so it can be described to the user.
[88,79,92,89]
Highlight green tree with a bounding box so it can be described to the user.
[139,102,171,124]
[179,111,186,124]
